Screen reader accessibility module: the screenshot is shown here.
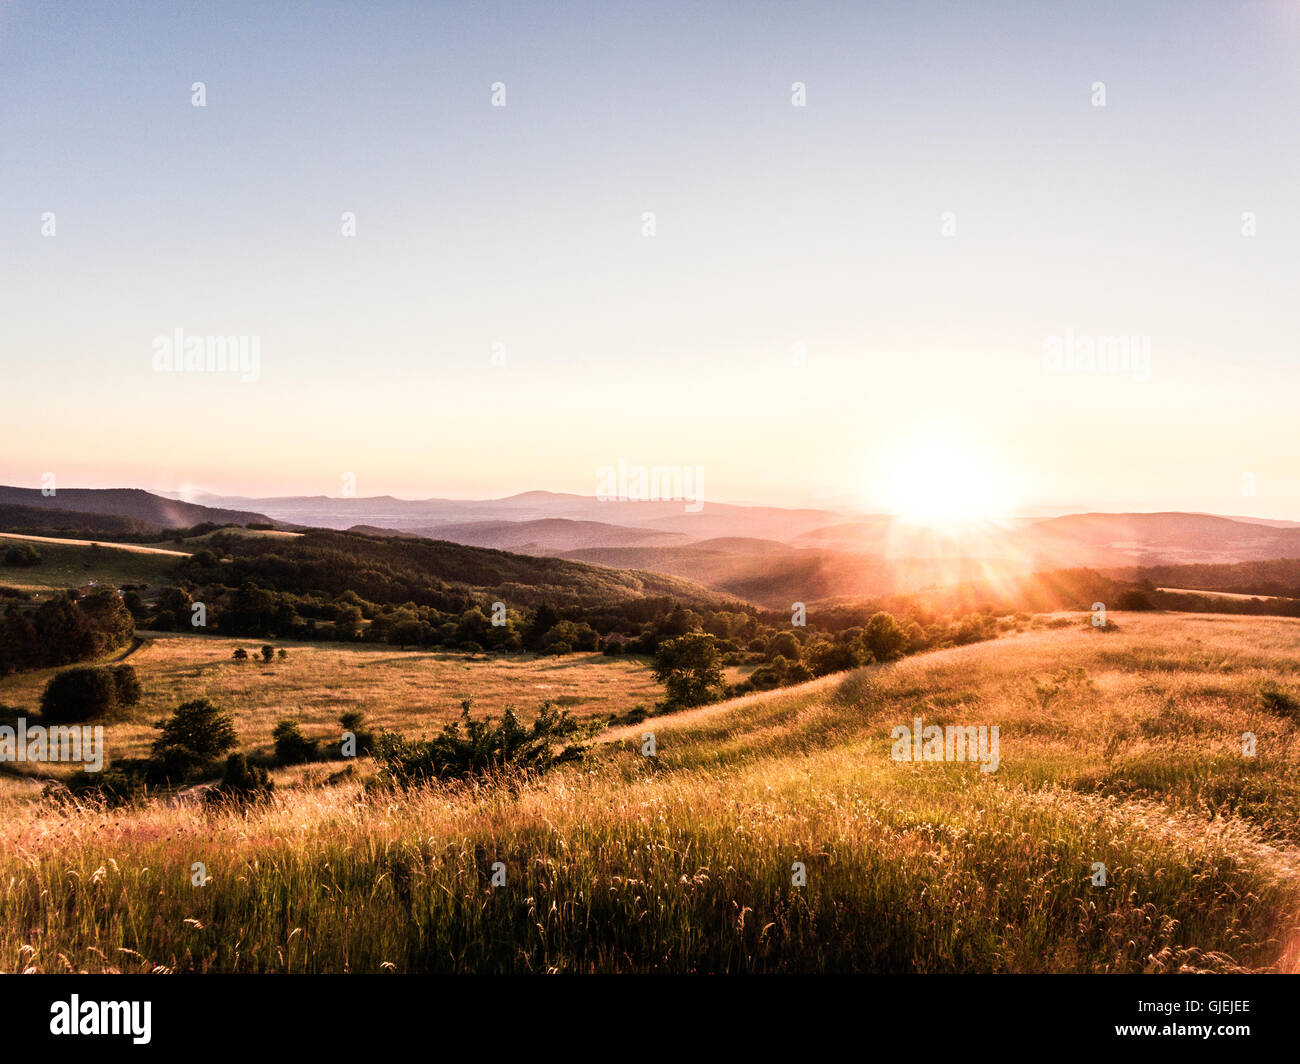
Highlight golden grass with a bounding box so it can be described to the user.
[0,533,186,591]
[0,633,671,770]
[3,612,1300,973]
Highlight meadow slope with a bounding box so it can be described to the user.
[3,612,1300,973]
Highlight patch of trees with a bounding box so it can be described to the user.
[174,528,739,610]
[0,587,135,677]
[650,606,1002,710]
[40,664,141,723]
[1148,590,1300,618]
[1130,559,1300,600]
[64,697,272,804]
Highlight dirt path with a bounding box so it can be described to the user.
[106,637,149,663]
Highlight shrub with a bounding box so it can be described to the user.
[260,645,275,663]
[372,702,590,784]
[232,648,249,661]
[62,765,149,807]
[1117,589,1155,611]
[1258,684,1300,721]
[39,666,120,724]
[112,664,142,707]
[749,655,812,691]
[4,544,41,567]
[205,754,273,803]
[272,718,317,764]
[340,711,375,756]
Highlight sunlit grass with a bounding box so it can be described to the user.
[3,613,1299,972]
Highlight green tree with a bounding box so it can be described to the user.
[766,631,802,662]
[863,612,908,662]
[0,607,39,676]
[652,633,725,708]
[77,587,135,655]
[523,603,560,651]
[40,666,120,723]
[151,699,239,773]
[31,595,95,666]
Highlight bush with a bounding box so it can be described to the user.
[1258,684,1300,721]
[232,648,248,661]
[4,544,41,567]
[206,754,273,803]
[1117,589,1155,611]
[749,655,813,691]
[112,664,142,707]
[372,702,590,784]
[806,639,866,677]
[63,765,149,807]
[151,699,239,776]
[272,718,317,764]
[40,666,120,724]
[260,645,275,663]
[340,711,375,756]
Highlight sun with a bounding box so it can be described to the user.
[875,433,1019,528]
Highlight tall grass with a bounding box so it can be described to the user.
[4,612,1300,972]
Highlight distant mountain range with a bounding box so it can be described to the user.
[6,486,1300,609]
[161,489,846,541]
[0,486,277,532]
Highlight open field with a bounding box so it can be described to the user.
[144,527,303,548]
[3,611,1300,973]
[0,533,187,592]
[0,633,673,772]
[1158,586,1297,602]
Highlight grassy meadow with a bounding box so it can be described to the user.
[0,533,187,592]
[0,633,671,774]
[3,612,1300,973]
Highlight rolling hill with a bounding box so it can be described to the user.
[0,486,277,531]
[7,611,1299,972]
[364,518,691,553]
[178,528,746,612]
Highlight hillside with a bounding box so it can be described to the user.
[169,490,849,540]
[1022,512,1300,565]
[399,518,690,552]
[0,532,189,591]
[4,611,1298,972]
[0,486,277,531]
[0,503,159,538]
[181,528,744,611]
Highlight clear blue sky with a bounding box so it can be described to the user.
[2,1,1297,516]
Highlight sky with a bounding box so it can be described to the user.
[2,1,1298,517]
